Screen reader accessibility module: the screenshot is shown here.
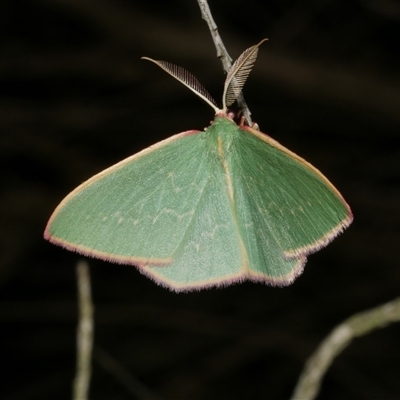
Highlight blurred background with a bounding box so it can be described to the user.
[1,0,400,399]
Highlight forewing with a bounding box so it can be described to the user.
[45,130,212,265]
[233,126,353,259]
[45,127,248,290]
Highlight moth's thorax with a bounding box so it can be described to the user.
[203,114,239,151]
[209,114,240,134]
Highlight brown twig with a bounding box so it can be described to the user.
[291,297,400,400]
[196,0,253,125]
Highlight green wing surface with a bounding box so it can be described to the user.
[232,123,352,258]
[210,116,352,285]
[45,115,352,291]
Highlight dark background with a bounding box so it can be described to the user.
[1,0,400,399]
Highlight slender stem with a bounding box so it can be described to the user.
[73,260,94,400]
[196,0,232,69]
[291,297,400,400]
[196,0,253,125]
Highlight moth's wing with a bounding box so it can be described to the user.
[45,130,204,265]
[232,126,353,275]
[45,129,248,290]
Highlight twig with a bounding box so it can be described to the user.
[196,0,253,125]
[73,260,94,400]
[291,297,400,400]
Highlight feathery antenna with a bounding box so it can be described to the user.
[222,39,268,111]
[141,58,220,113]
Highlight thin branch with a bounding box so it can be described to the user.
[291,297,400,400]
[196,0,253,125]
[73,260,94,400]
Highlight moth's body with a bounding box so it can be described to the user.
[45,114,352,291]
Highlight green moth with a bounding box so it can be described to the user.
[44,40,353,291]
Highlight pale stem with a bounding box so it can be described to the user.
[73,260,94,400]
[291,297,400,400]
[196,0,253,125]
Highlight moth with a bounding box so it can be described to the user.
[45,40,353,291]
